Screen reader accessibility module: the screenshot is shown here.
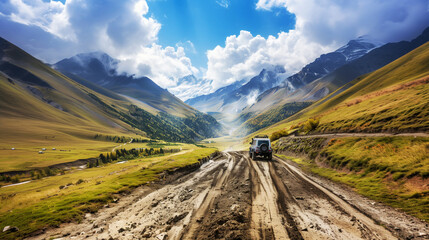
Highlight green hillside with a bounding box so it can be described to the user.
[0,38,223,172]
[237,101,313,135]
[251,41,429,139]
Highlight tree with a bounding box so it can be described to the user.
[99,153,107,163]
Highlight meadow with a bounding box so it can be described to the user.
[0,143,216,239]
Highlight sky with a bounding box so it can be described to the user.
[147,0,295,69]
[0,0,428,100]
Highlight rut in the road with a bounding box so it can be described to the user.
[248,157,294,240]
[182,152,252,240]
[267,158,394,240]
[246,152,396,240]
[31,151,403,240]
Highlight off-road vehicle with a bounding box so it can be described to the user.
[249,135,272,160]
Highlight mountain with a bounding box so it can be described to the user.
[0,37,223,146]
[53,53,195,118]
[238,27,429,134]
[168,75,213,101]
[251,39,429,138]
[185,66,287,115]
[186,36,382,124]
[285,36,383,90]
[243,36,384,114]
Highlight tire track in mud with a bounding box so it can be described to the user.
[247,157,292,240]
[33,151,403,240]
[182,152,252,239]
[270,156,396,239]
[245,152,397,240]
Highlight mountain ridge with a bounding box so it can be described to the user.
[54,52,196,118]
[0,37,224,145]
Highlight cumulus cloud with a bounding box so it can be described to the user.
[257,0,429,44]
[168,77,213,101]
[206,30,332,89]
[117,44,199,88]
[206,0,429,89]
[0,0,197,89]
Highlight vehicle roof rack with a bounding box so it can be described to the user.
[253,134,269,139]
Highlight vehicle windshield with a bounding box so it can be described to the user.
[257,140,269,146]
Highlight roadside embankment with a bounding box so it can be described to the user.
[273,135,429,222]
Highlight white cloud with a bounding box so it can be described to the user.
[246,90,260,106]
[257,0,429,44]
[206,0,429,90]
[206,30,332,89]
[117,43,199,88]
[0,0,198,89]
[216,0,230,8]
[168,77,213,101]
[176,40,197,54]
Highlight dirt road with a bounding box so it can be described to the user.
[32,152,428,240]
[290,132,429,138]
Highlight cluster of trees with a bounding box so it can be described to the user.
[0,168,60,184]
[88,90,222,143]
[0,175,20,183]
[243,102,313,136]
[87,147,180,168]
[93,134,154,143]
[127,105,222,143]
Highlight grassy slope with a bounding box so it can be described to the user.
[0,145,216,239]
[0,68,143,172]
[0,39,223,171]
[237,101,313,135]
[249,41,429,140]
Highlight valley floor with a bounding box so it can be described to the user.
[31,152,428,240]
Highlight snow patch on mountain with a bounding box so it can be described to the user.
[70,51,119,74]
[336,36,384,61]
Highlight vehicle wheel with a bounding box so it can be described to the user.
[252,152,256,160]
[268,153,272,161]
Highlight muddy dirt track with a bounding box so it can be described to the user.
[32,152,429,240]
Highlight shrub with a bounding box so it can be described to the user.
[11,176,20,183]
[99,153,107,163]
[270,129,289,142]
[76,179,85,185]
[303,118,319,132]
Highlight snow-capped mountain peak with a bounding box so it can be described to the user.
[336,36,384,61]
[70,51,119,74]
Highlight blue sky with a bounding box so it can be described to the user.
[148,0,295,68]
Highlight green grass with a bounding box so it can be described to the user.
[275,136,429,222]
[0,132,166,172]
[317,78,429,133]
[0,146,217,239]
[322,137,429,178]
